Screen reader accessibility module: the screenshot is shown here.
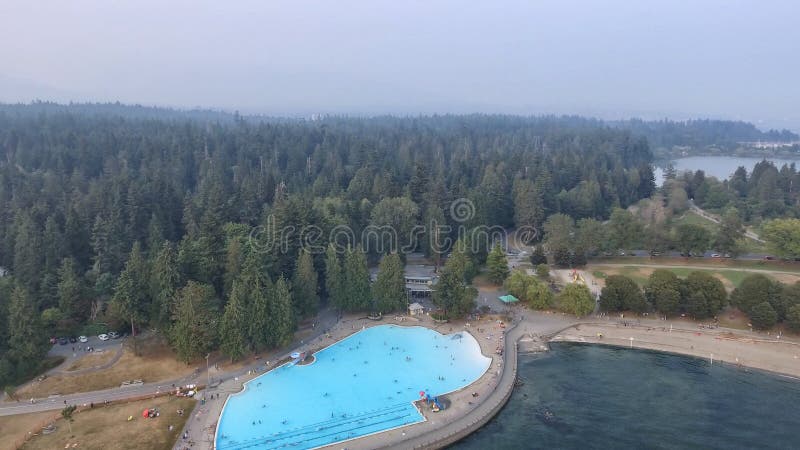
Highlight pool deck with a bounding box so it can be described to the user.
[175,310,574,450]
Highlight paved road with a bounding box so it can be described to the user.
[0,308,340,417]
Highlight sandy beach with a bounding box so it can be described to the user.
[551,321,800,379]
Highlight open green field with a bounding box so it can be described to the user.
[670,211,768,254]
[595,256,800,273]
[590,263,800,291]
[671,210,716,230]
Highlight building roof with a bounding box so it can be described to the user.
[408,302,425,310]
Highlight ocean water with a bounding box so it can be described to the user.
[453,343,800,450]
[216,325,491,450]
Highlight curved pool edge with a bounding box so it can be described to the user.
[214,323,493,449]
[309,326,493,450]
[379,320,522,450]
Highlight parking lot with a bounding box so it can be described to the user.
[45,333,124,367]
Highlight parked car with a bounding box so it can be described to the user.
[98,333,109,341]
[711,253,721,258]
[108,331,120,339]
[58,337,68,345]
[49,336,57,344]
[68,336,77,343]
[78,336,88,343]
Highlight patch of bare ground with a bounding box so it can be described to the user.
[0,410,59,450]
[64,350,117,372]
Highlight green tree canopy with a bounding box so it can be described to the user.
[674,223,710,256]
[372,253,406,313]
[433,254,477,319]
[219,278,249,361]
[7,285,46,378]
[543,214,575,251]
[504,271,533,300]
[529,245,547,266]
[762,218,800,259]
[526,280,554,310]
[268,277,295,347]
[149,242,182,329]
[368,197,419,253]
[731,274,781,316]
[557,283,594,317]
[607,208,643,251]
[645,269,682,317]
[57,258,85,322]
[486,244,510,285]
[778,282,800,322]
[682,271,727,319]
[170,281,218,363]
[535,264,550,279]
[292,249,319,318]
[600,275,647,313]
[713,208,744,256]
[786,304,800,332]
[749,301,778,330]
[110,242,150,351]
[325,244,345,310]
[342,247,371,312]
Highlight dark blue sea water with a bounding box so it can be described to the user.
[452,343,800,450]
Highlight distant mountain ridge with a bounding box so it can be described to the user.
[1,101,795,150]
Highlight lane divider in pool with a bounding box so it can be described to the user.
[216,402,417,450]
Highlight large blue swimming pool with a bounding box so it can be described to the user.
[215,324,491,449]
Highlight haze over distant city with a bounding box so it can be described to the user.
[1,0,798,131]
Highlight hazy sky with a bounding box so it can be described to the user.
[1,0,798,129]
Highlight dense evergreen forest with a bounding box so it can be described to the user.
[613,118,798,150]
[0,104,656,387]
[677,160,800,221]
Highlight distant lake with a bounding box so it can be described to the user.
[654,156,800,185]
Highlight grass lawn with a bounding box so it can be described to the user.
[672,211,716,231]
[739,237,769,254]
[672,211,769,253]
[595,256,800,273]
[21,395,196,450]
[17,335,194,398]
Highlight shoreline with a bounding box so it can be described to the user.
[550,322,800,379]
